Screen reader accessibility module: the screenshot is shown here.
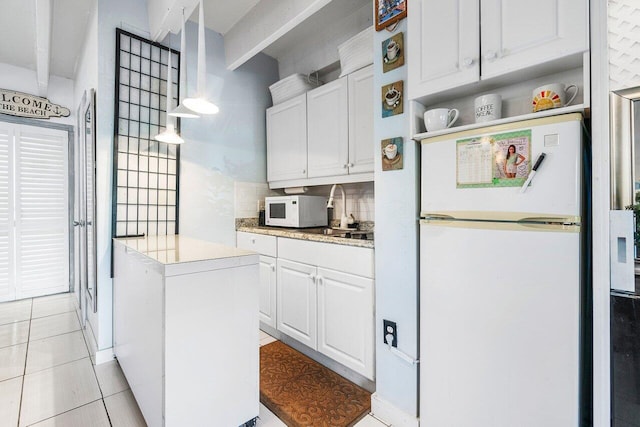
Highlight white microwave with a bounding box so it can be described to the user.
[265,195,328,228]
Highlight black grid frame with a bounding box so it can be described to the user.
[112,28,181,239]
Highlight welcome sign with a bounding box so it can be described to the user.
[0,89,70,119]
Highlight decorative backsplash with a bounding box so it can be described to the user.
[609,0,640,91]
[233,181,375,223]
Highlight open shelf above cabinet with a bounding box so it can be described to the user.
[413,103,588,141]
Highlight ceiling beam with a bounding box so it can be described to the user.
[148,0,198,42]
[35,0,52,96]
[224,0,332,71]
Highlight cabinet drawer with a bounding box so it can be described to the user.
[237,232,277,257]
[278,238,374,279]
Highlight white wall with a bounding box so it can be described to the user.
[0,62,75,127]
[91,0,152,352]
[177,21,279,246]
[372,17,420,422]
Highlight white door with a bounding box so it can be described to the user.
[276,258,317,349]
[266,93,308,182]
[317,267,374,379]
[408,0,479,99]
[307,78,349,178]
[259,255,277,328]
[0,122,70,302]
[420,221,580,427]
[480,0,588,79]
[348,65,374,174]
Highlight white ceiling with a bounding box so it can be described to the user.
[0,0,261,85]
[0,0,360,89]
[0,0,94,81]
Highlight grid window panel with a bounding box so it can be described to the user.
[113,29,180,239]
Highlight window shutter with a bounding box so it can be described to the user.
[0,127,13,301]
[14,126,69,298]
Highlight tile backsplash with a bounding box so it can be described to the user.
[234,181,375,223]
[234,182,277,218]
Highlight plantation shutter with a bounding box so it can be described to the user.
[0,126,13,301]
[14,125,69,299]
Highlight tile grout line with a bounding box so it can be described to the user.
[16,298,33,427]
[78,307,115,427]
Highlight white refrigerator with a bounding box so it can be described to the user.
[419,113,584,426]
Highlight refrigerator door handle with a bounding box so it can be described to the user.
[517,216,581,226]
[421,213,455,221]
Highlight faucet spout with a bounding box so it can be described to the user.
[328,184,348,229]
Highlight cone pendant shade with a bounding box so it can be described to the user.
[169,7,199,119]
[182,0,219,115]
[155,50,184,144]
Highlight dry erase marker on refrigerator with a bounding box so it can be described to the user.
[520,153,546,193]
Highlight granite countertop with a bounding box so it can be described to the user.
[114,234,256,265]
[236,219,375,249]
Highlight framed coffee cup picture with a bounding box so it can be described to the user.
[381,137,403,171]
[381,80,403,118]
[376,0,407,31]
[382,32,404,73]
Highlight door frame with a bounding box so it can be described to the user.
[0,115,74,300]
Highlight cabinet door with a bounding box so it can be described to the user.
[267,94,308,182]
[480,0,587,79]
[317,267,374,379]
[408,0,479,99]
[277,259,317,349]
[348,65,374,174]
[307,78,349,178]
[259,255,277,328]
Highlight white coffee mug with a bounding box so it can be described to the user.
[384,143,398,159]
[474,94,502,123]
[387,40,399,60]
[424,108,459,132]
[532,83,578,112]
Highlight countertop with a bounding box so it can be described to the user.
[236,225,375,249]
[113,234,256,265]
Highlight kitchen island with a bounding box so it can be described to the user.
[112,235,259,427]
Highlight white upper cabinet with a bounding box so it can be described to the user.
[307,78,350,178]
[268,65,374,187]
[348,65,375,174]
[408,0,479,100]
[266,93,308,182]
[480,0,588,79]
[408,0,588,100]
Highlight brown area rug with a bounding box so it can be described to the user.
[260,341,371,427]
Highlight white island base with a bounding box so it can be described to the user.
[113,235,259,427]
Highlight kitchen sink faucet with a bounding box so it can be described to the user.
[327,184,349,229]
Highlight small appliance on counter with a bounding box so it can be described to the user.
[265,195,328,228]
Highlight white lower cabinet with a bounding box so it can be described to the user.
[277,258,317,349]
[277,237,375,380]
[237,232,278,329]
[317,267,374,379]
[259,255,277,328]
[237,232,375,380]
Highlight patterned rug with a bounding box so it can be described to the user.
[260,341,371,427]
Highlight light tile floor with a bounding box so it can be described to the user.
[0,293,388,427]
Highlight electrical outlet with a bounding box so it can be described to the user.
[383,319,397,347]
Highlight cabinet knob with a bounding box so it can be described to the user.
[348,163,354,168]
[484,51,497,62]
[251,238,256,244]
[270,264,276,272]
[462,57,474,68]
[343,164,348,169]
[317,276,324,286]
[302,169,306,174]
[309,273,316,282]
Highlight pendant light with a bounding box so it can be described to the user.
[169,8,199,118]
[182,0,219,115]
[155,50,185,144]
